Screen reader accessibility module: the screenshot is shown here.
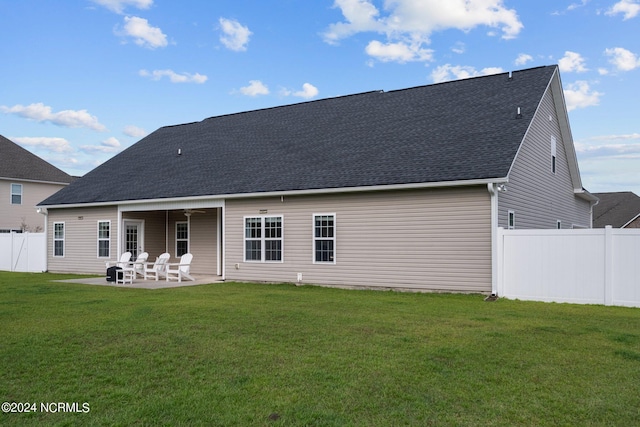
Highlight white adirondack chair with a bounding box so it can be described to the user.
[105,252,132,269]
[105,252,133,284]
[144,253,170,281]
[131,252,149,278]
[165,253,195,283]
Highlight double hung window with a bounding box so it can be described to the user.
[98,221,110,258]
[11,184,22,205]
[54,222,65,257]
[244,216,283,262]
[176,222,189,257]
[314,214,335,263]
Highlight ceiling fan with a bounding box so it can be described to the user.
[183,209,206,217]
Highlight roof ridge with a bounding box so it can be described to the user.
[385,65,555,95]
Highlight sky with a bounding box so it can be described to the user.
[1,0,639,196]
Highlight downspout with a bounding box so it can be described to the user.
[590,198,599,229]
[37,207,48,272]
[487,183,498,297]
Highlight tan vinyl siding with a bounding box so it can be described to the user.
[168,209,218,274]
[500,86,591,229]
[225,187,491,292]
[123,211,167,260]
[125,209,219,275]
[48,207,219,275]
[47,206,118,274]
[0,180,66,232]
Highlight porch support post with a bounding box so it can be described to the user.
[117,207,123,258]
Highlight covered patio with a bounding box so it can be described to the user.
[118,200,224,278]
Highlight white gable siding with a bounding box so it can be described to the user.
[225,187,492,292]
[499,86,591,229]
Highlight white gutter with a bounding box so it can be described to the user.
[0,177,73,186]
[39,177,508,210]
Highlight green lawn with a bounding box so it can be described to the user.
[1,272,640,426]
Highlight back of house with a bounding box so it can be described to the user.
[38,65,595,292]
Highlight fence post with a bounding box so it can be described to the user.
[496,227,504,297]
[604,225,613,306]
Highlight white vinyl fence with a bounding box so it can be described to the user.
[0,232,46,273]
[497,226,640,308]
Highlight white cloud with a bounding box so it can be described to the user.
[0,103,107,131]
[11,136,73,153]
[239,80,269,96]
[563,81,602,111]
[451,42,465,54]
[323,0,523,63]
[567,0,589,11]
[365,40,433,62]
[575,133,640,194]
[80,137,122,154]
[139,69,208,83]
[293,83,319,99]
[280,83,319,99]
[92,0,153,14]
[219,18,252,51]
[576,135,640,160]
[604,47,640,71]
[120,16,167,49]
[430,64,503,83]
[123,125,147,138]
[515,53,533,66]
[606,0,640,20]
[558,51,588,73]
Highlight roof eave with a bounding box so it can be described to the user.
[0,176,73,186]
[39,177,508,209]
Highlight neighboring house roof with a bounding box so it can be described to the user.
[0,135,74,184]
[593,192,640,228]
[41,65,572,207]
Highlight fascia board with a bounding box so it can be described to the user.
[40,177,508,210]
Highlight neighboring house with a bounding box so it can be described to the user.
[0,135,74,233]
[38,65,597,293]
[593,192,640,228]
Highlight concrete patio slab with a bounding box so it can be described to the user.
[54,275,223,289]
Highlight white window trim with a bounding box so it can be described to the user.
[175,221,189,257]
[243,215,284,263]
[97,220,111,258]
[53,222,65,257]
[10,183,22,205]
[508,210,515,230]
[313,213,336,264]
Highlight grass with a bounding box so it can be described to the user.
[1,272,640,426]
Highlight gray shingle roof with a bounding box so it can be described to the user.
[593,192,640,228]
[0,135,74,184]
[40,65,558,206]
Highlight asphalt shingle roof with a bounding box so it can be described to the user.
[40,65,558,206]
[0,135,74,184]
[593,192,640,228]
